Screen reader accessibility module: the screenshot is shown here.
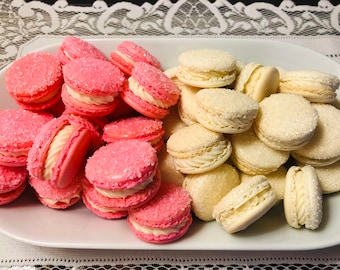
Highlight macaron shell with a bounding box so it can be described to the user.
[183,163,240,221]
[291,103,340,166]
[102,116,164,143]
[314,159,340,194]
[85,139,158,190]
[57,36,107,65]
[230,128,289,175]
[5,52,63,108]
[0,165,28,193]
[62,58,125,96]
[0,181,27,206]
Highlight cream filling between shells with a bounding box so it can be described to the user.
[129,216,189,236]
[43,125,75,180]
[0,150,27,157]
[115,50,135,65]
[197,107,255,133]
[294,170,307,227]
[95,172,155,198]
[85,195,123,213]
[66,85,116,105]
[41,194,80,205]
[178,67,235,83]
[173,140,231,173]
[128,77,170,108]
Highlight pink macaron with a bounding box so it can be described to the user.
[29,174,83,209]
[110,40,162,76]
[0,165,28,205]
[5,52,63,111]
[27,114,103,188]
[127,182,193,244]
[81,178,127,220]
[62,57,126,117]
[85,139,160,212]
[57,35,107,65]
[0,109,54,167]
[102,116,165,152]
[121,62,180,119]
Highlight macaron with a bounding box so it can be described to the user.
[230,128,289,175]
[284,165,323,230]
[176,82,200,125]
[234,62,280,102]
[110,40,162,76]
[166,123,232,174]
[279,70,340,103]
[121,62,180,119]
[27,114,102,188]
[5,52,63,111]
[291,103,340,167]
[85,139,160,211]
[182,163,240,221]
[57,35,107,65]
[253,93,318,151]
[162,105,187,141]
[127,182,192,244]
[157,146,185,187]
[176,49,237,88]
[212,175,277,233]
[62,57,125,117]
[314,159,340,194]
[29,174,83,209]
[102,116,165,152]
[0,165,27,205]
[0,109,54,167]
[81,178,128,219]
[194,88,259,134]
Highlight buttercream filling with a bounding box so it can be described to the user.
[66,85,116,105]
[294,170,307,226]
[115,50,135,65]
[43,125,75,180]
[197,107,254,132]
[173,140,231,173]
[0,150,27,157]
[221,189,270,222]
[129,216,189,236]
[178,67,234,82]
[86,195,122,213]
[41,194,80,205]
[128,77,170,108]
[95,172,155,198]
[30,88,60,104]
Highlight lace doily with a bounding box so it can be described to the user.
[1,0,340,68]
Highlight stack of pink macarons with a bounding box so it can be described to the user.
[2,36,192,244]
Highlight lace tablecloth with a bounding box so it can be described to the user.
[0,0,340,269]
